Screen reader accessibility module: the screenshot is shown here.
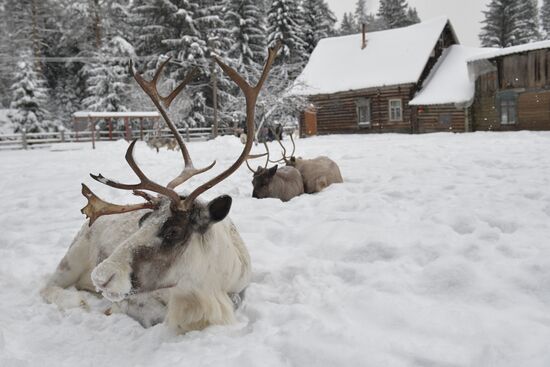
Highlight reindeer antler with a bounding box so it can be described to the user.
[271,128,296,163]
[129,58,216,189]
[80,45,279,224]
[180,42,281,210]
[245,150,269,173]
[81,184,157,226]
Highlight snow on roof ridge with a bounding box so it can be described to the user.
[410,45,490,106]
[468,39,550,62]
[318,16,450,44]
[290,16,451,96]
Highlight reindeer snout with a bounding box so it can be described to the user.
[91,260,132,302]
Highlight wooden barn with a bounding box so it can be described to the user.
[292,17,550,135]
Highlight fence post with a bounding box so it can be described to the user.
[91,118,96,150]
[186,126,190,142]
[125,117,131,141]
[108,118,113,140]
[140,118,144,140]
[21,130,27,150]
[60,130,65,143]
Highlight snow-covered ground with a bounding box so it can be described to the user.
[1,132,550,367]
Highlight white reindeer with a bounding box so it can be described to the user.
[41,45,280,333]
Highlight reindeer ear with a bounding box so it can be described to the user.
[268,165,277,176]
[208,195,232,222]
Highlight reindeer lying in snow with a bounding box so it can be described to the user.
[41,44,280,333]
[246,143,304,202]
[275,133,343,194]
[146,135,178,153]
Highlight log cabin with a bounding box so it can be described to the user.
[291,17,550,135]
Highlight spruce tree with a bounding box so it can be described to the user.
[378,0,410,29]
[266,0,307,67]
[10,49,51,133]
[302,0,336,55]
[339,12,357,36]
[479,0,537,47]
[354,0,368,25]
[406,7,421,25]
[224,0,266,80]
[515,0,540,44]
[131,0,209,127]
[82,37,134,112]
[542,0,550,37]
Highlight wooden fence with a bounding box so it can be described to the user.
[0,127,235,151]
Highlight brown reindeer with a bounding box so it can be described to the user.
[246,143,304,202]
[41,45,280,333]
[275,133,343,194]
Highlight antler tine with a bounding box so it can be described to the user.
[245,159,256,173]
[245,152,269,172]
[151,57,171,85]
[269,127,290,163]
[289,131,296,157]
[90,140,181,208]
[129,59,215,190]
[263,142,277,167]
[81,184,157,226]
[181,43,281,210]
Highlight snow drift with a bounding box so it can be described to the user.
[1,132,550,367]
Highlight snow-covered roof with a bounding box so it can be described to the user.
[290,17,453,96]
[410,45,491,106]
[73,111,160,119]
[467,40,550,62]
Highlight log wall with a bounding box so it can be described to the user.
[300,84,416,135]
[416,104,467,133]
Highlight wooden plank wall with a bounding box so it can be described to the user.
[472,51,550,131]
[517,91,550,129]
[416,104,466,133]
[471,71,499,131]
[301,84,415,135]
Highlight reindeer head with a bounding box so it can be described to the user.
[82,44,280,301]
[251,165,279,199]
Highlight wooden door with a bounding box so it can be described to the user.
[304,109,317,136]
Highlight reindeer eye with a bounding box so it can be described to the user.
[138,212,153,227]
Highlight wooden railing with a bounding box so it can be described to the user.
[0,127,235,150]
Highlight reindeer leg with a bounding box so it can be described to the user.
[41,227,94,310]
[105,289,170,328]
[165,290,237,334]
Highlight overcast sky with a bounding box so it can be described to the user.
[325,0,492,47]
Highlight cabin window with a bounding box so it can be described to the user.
[439,113,452,126]
[356,98,371,126]
[498,94,517,125]
[389,99,403,121]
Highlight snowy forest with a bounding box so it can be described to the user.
[1,0,550,135]
[0,0,422,134]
